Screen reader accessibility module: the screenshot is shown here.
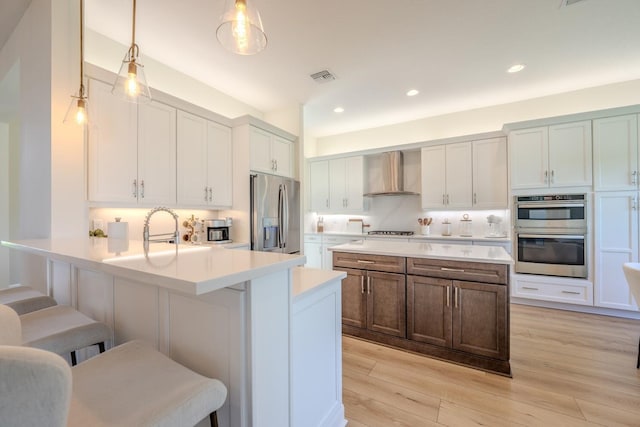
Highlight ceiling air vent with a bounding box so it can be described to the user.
[310,70,336,84]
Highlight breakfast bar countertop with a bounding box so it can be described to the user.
[1,238,305,295]
[328,239,513,264]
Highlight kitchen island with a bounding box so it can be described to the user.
[329,239,513,376]
[1,238,346,427]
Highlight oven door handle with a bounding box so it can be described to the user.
[518,234,585,239]
[517,203,584,209]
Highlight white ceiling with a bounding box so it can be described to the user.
[3,0,640,137]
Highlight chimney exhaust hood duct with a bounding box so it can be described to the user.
[364,151,419,197]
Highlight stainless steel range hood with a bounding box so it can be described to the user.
[364,151,419,197]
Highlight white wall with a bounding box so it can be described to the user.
[85,30,265,122]
[312,79,640,157]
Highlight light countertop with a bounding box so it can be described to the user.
[292,267,346,300]
[328,239,513,264]
[305,231,511,243]
[1,238,305,295]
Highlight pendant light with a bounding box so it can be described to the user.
[112,0,151,103]
[216,0,267,55]
[64,0,88,125]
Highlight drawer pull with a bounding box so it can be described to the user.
[446,286,450,307]
[522,286,539,291]
[441,267,465,272]
[357,260,375,264]
[360,276,365,294]
[367,276,371,294]
[561,290,581,295]
[454,286,459,308]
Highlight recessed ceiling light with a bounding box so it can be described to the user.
[333,107,344,113]
[507,64,526,73]
[406,89,419,97]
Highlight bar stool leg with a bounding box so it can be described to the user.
[637,337,640,369]
[71,342,106,366]
[210,411,219,427]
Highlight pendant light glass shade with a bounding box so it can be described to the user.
[217,0,267,55]
[112,0,151,103]
[64,0,89,126]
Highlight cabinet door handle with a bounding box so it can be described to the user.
[360,275,365,294]
[633,196,637,211]
[446,194,450,205]
[632,171,638,185]
[357,260,375,264]
[367,276,371,294]
[454,286,458,308]
[441,267,465,272]
[132,179,137,198]
[551,170,555,184]
[209,187,213,202]
[446,286,450,307]
[326,199,329,208]
[544,170,548,183]
[140,180,145,198]
[275,159,278,171]
[204,187,208,202]
[473,193,477,205]
[522,286,539,291]
[442,194,446,205]
[561,290,580,295]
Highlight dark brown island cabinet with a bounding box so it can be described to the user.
[334,251,511,376]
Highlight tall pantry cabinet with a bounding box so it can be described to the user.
[593,114,640,310]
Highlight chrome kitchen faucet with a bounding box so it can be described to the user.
[143,207,180,246]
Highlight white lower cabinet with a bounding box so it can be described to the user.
[303,234,323,269]
[512,274,593,306]
[304,234,360,270]
[594,191,639,310]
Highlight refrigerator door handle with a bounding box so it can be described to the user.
[278,184,285,248]
[282,184,289,248]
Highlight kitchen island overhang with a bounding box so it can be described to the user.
[329,239,514,377]
[2,238,347,427]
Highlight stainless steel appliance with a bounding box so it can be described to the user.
[250,173,300,254]
[514,194,587,278]
[205,219,232,243]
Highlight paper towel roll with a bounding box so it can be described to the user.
[107,221,129,239]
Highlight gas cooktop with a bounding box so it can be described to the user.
[367,230,414,236]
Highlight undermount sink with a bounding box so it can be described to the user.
[622,263,640,306]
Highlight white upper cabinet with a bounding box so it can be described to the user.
[309,160,329,212]
[421,142,472,209]
[308,156,364,213]
[472,137,508,209]
[250,127,293,177]
[509,121,592,190]
[509,127,549,190]
[593,114,639,191]
[88,79,177,205]
[206,121,233,207]
[137,101,177,205]
[548,121,592,187]
[87,79,138,203]
[177,111,232,207]
[329,156,364,212]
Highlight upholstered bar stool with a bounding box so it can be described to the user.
[19,305,112,365]
[0,285,57,315]
[0,305,227,427]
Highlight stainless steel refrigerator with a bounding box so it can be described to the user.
[250,173,301,254]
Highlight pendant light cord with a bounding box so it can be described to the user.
[130,0,138,57]
[79,0,85,98]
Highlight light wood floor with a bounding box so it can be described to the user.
[342,304,640,426]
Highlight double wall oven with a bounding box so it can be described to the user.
[514,194,588,279]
